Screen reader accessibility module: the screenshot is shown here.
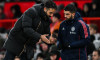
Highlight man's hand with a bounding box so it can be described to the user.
[49,35,57,44]
[40,34,50,44]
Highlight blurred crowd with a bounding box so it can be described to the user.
[0,0,48,2]
[0,0,100,60]
[0,0,100,19]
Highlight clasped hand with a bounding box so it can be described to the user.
[40,34,56,44]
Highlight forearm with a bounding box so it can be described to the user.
[70,38,90,48]
[23,27,41,40]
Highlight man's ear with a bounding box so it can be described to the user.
[72,13,75,17]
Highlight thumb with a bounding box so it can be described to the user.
[51,34,53,37]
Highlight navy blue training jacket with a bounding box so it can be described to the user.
[57,12,90,60]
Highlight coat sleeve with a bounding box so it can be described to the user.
[44,25,51,35]
[57,24,63,49]
[44,18,51,35]
[70,20,90,48]
[22,8,41,41]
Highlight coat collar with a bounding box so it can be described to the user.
[65,12,83,25]
[33,4,52,24]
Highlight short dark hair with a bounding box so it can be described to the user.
[64,4,76,13]
[44,1,57,10]
[89,24,98,32]
[53,13,61,19]
[36,53,45,59]
[93,50,100,56]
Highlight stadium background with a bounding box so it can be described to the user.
[0,0,100,60]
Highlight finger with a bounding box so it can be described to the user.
[46,40,50,44]
[44,34,49,36]
[42,38,50,44]
[50,39,54,41]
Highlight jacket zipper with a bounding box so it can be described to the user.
[18,44,26,57]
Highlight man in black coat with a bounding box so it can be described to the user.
[3,1,57,60]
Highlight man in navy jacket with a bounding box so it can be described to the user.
[57,4,90,60]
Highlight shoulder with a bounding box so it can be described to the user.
[77,20,89,28]
[25,8,36,14]
[60,20,66,25]
[23,7,37,18]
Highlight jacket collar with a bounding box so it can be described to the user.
[33,4,52,24]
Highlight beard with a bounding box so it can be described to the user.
[46,13,51,17]
[65,15,73,21]
[45,10,51,17]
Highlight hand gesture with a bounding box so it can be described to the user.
[49,34,57,44]
[40,34,50,44]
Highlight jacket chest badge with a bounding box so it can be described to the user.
[71,26,75,31]
[70,26,76,34]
